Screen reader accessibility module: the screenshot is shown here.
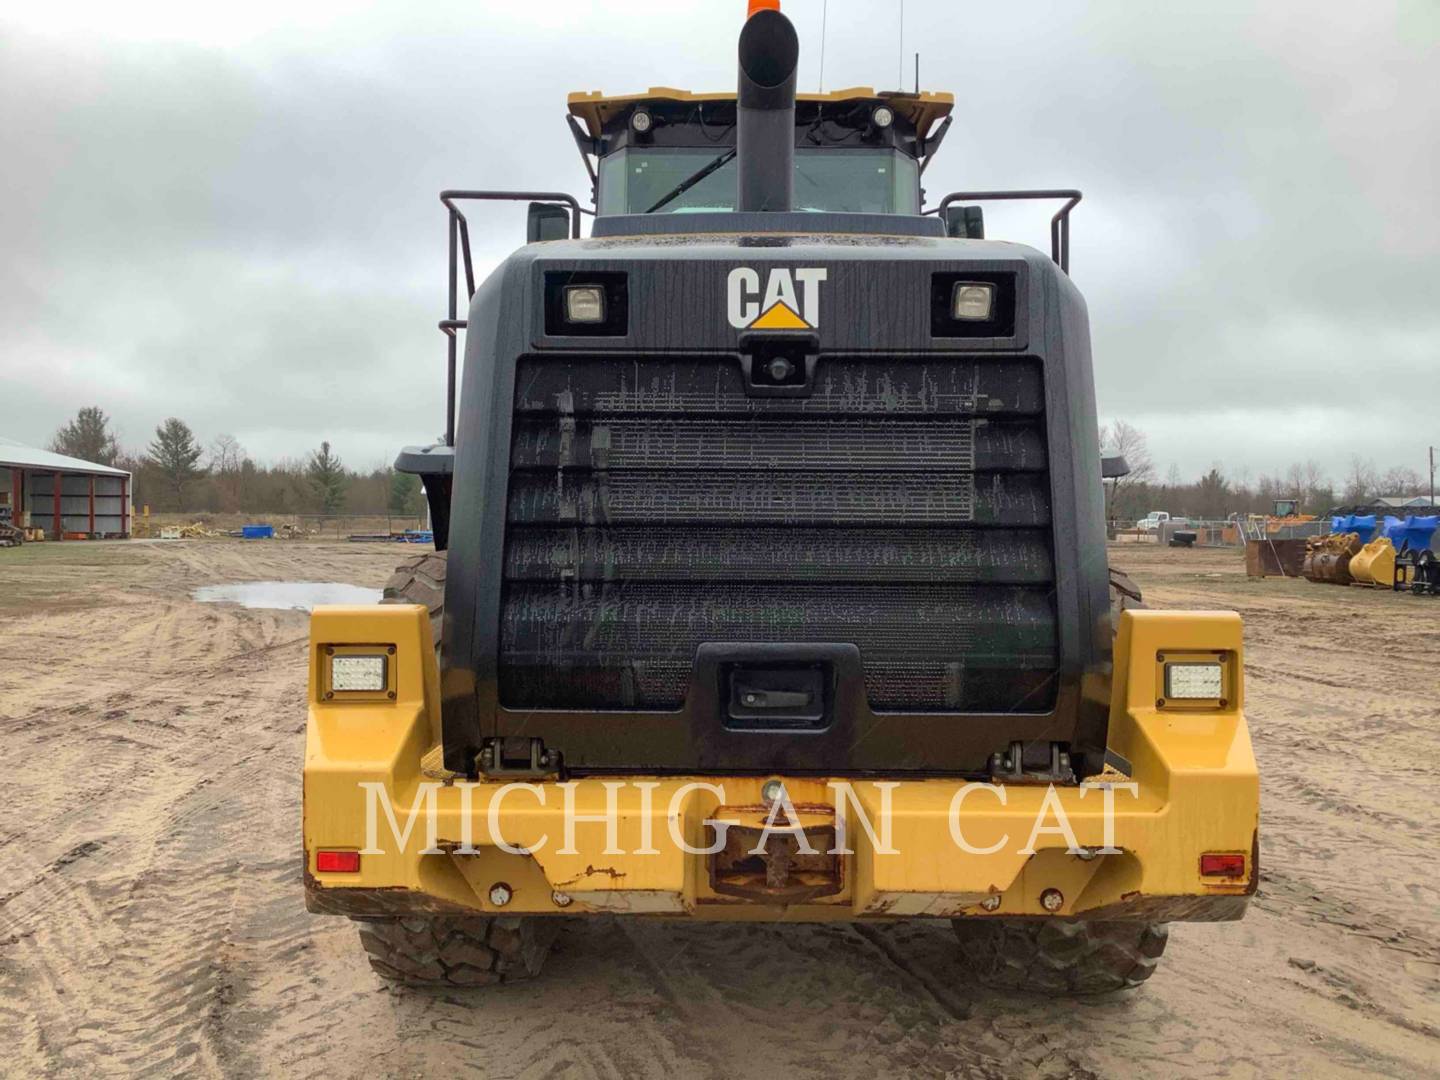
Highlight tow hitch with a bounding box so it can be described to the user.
[708,806,843,904]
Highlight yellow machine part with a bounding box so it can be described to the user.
[302,606,1259,923]
[1347,537,1395,587]
[567,86,955,141]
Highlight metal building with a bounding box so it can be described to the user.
[0,437,131,540]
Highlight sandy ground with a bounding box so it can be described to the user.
[0,539,1437,1078]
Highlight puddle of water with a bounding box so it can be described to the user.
[192,581,382,612]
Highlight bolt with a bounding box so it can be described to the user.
[980,895,1001,912]
[1040,888,1065,912]
[767,357,795,381]
[488,882,513,907]
[744,693,760,705]
[551,890,573,908]
[760,779,786,805]
[1075,847,1099,861]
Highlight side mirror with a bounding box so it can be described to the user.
[1101,455,1131,480]
[942,204,984,239]
[527,202,572,243]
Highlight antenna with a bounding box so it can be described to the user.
[819,0,828,92]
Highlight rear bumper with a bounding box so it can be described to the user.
[303,606,1259,922]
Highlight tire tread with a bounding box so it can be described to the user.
[952,919,1169,994]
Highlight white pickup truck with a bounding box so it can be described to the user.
[1136,511,1172,531]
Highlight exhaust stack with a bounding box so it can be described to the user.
[737,8,799,212]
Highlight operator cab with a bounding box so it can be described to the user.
[566,88,954,217]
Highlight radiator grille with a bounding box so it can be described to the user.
[499,355,1057,713]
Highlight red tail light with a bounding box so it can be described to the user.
[1200,853,1245,878]
[316,850,361,873]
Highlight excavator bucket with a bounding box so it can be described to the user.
[1347,537,1395,587]
[1302,532,1363,585]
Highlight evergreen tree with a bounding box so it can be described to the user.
[146,418,205,509]
[50,406,120,465]
[388,469,422,516]
[307,441,347,515]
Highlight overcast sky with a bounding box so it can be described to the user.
[2,1,1435,483]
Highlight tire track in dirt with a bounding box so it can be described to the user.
[3,541,1439,1079]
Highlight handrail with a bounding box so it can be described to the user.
[930,189,1082,274]
[435,190,585,445]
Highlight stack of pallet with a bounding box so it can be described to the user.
[0,493,19,548]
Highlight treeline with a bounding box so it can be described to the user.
[49,407,425,517]
[48,406,1429,523]
[1102,421,1432,523]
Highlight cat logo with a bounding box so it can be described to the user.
[727,267,828,330]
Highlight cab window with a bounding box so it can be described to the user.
[598,148,920,215]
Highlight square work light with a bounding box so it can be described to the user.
[951,282,996,321]
[564,285,607,324]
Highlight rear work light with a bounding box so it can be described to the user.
[1200,852,1246,878]
[1165,662,1223,699]
[321,645,396,701]
[316,850,361,874]
[1155,651,1232,709]
[951,282,995,321]
[564,285,607,324]
[331,654,387,692]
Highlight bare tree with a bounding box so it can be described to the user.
[1378,465,1423,497]
[210,434,248,513]
[1099,420,1156,523]
[1342,456,1378,504]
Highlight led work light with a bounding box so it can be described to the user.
[330,654,388,693]
[951,282,995,321]
[564,285,607,324]
[1163,662,1224,700]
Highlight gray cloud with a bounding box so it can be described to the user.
[1,0,1435,483]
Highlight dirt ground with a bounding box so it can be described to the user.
[1,539,1436,1078]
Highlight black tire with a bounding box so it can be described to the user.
[382,549,447,647]
[357,916,560,987]
[368,552,559,987]
[952,571,1167,995]
[951,919,1169,994]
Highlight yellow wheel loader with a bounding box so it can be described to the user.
[303,2,1260,994]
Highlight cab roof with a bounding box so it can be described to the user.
[567,86,954,140]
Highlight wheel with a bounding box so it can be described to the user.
[382,549,447,647]
[356,916,560,987]
[370,552,559,986]
[951,919,1169,994]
